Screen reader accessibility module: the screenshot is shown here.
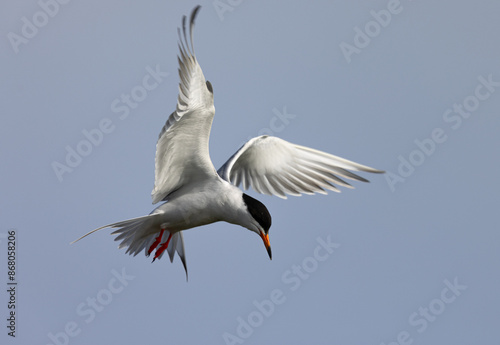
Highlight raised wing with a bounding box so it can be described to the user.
[218,135,384,198]
[152,5,216,204]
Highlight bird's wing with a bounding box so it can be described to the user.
[152,5,216,204]
[218,135,384,199]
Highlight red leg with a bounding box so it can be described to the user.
[152,232,173,262]
[147,229,165,256]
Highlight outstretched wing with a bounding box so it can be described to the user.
[218,135,384,198]
[152,5,216,204]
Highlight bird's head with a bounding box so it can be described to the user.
[242,193,272,260]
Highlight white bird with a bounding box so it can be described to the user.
[72,6,384,278]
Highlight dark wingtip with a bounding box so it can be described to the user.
[182,15,187,31]
[188,5,202,54]
[191,5,202,23]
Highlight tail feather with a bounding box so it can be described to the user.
[71,214,188,278]
[171,232,188,279]
[70,214,154,244]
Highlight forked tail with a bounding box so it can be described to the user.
[71,214,188,279]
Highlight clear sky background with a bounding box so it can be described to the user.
[1,1,499,344]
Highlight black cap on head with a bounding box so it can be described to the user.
[242,193,272,233]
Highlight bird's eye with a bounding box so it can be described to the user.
[206,80,213,93]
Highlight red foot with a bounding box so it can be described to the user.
[147,229,165,256]
[152,232,173,262]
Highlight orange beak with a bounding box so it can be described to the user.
[260,232,272,260]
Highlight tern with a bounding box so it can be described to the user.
[72,6,384,278]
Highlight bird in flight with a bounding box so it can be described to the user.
[72,6,384,278]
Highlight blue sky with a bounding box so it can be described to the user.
[1,1,499,344]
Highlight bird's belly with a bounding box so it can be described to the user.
[152,191,225,231]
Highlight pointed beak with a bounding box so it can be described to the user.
[260,232,272,260]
